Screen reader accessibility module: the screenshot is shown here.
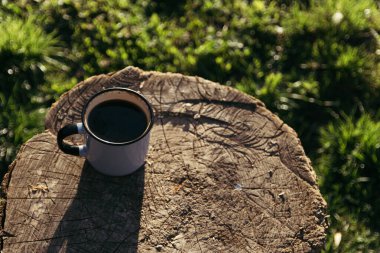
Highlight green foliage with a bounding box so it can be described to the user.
[319,115,380,225]
[318,114,380,251]
[0,14,61,171]
[324,213,380,252]
[0,15,57,98]
[1,0,380,251]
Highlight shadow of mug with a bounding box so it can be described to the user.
[47,161,145,253]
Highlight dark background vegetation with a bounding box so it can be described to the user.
[1,0,379,251]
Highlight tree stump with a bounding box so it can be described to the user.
[1,67,327,252]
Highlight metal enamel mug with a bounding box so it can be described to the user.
[57,88,154,176]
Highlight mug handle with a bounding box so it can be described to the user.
[57,123,87,157]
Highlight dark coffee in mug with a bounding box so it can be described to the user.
[87,99,148,143]
[58,87,154,176]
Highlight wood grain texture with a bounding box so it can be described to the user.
[2,67,327,252]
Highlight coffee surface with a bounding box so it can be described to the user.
[87,100,148,143]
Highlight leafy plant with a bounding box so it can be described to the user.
[0,14,60,172]
[318,115,380,227]
[317,114,380,251]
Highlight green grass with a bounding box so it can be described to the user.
[0,14,60,170]
[1,0,380,251]
[319,115,380,251]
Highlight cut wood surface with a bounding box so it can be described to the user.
[1,67,327,252]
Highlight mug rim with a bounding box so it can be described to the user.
[82,87,154,146]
